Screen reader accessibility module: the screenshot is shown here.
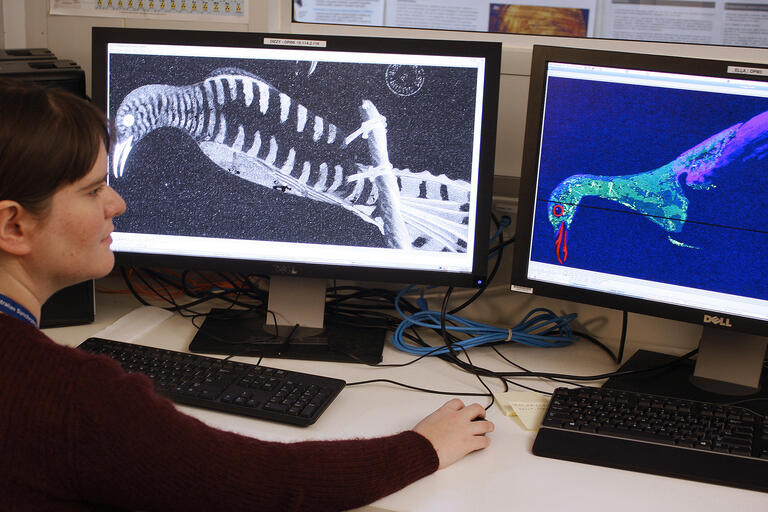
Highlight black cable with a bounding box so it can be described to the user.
[490,346,588,390]
[572,329,620,363]
[488,237,515,255]
[121,266,267,317]
[345,378,492,397]
[340,344,449,367]
[456,343,498,409]
[448,213,510,315]
[618,310,628,364]
[119,266,152,306]
[489,348,699,381]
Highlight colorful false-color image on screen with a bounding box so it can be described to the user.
[530,76,768,301]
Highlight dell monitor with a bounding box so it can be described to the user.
[512,45,768,397]
[91,27,500,361]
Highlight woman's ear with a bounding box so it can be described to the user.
[0,200,35,255]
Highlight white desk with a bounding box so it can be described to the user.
[44,285,768,512]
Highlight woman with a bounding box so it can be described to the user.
[0,78,494,511]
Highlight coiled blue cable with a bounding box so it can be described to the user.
[392,285,579,356]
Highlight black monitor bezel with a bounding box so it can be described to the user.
[511,44,768,335]
[92,27,501,287]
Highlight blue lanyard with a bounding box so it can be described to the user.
[0,293,38,327]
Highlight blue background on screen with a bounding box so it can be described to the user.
[530,76,768,301]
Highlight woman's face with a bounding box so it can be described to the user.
[29,143,126,290]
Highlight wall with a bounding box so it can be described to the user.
[4,0,730,362]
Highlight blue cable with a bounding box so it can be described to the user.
[392,285,579,356]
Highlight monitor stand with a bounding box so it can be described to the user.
[188,275,386,364]
[603,327,768,415]
[690,328,768,395]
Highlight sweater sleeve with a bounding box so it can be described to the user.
[67,357,438,512]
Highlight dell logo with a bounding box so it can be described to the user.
[703,314,732,327]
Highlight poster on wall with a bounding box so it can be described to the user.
[293,0,596,36]
[50,0,247,22]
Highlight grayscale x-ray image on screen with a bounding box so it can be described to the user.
[108,52,480,253]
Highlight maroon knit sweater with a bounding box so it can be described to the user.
[0,315,438,511]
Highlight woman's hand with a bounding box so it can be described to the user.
[413,398,494,469]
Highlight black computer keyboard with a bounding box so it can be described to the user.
[77,337,346,427]
[534,387,768,492]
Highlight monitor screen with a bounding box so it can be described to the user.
[93,28,499,286]
[512,45,768,395]
[91,27,500,359]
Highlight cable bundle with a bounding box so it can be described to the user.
[391,285,579,356]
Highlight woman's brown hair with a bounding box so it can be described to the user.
[0,78,109,215]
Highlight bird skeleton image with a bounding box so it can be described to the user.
[547,109,768,264]
[111,68,472,252]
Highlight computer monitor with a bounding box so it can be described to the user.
[512,45,768,397]
[91,27,500,361]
